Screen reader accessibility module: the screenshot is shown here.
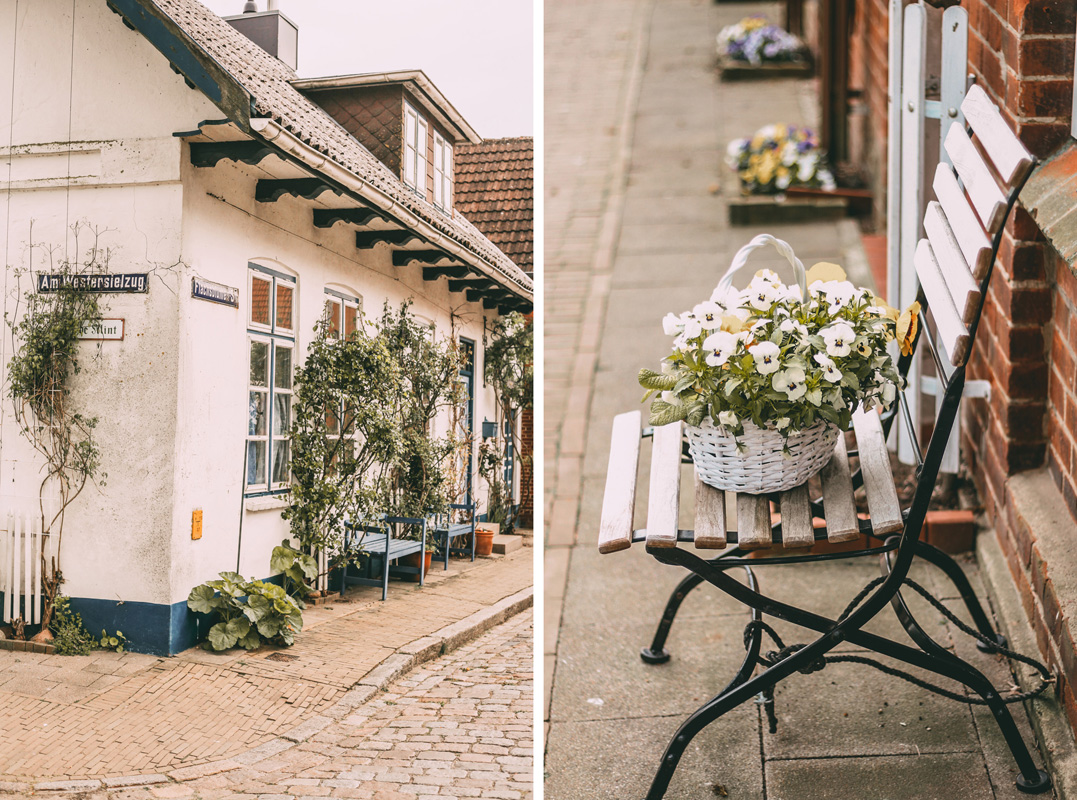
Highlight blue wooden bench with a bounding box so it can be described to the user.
[339,516,427,601]
[430,502,476,570]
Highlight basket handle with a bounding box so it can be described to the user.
[716,234,808,301]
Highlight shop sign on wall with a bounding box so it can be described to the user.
[36,273,148,293]
[192,276,239,308]
[77,318,124,341]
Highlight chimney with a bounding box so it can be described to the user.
[224,2,298,70]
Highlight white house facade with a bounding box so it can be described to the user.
[0,0,532,654]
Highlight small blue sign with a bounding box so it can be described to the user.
[192,276,239,308]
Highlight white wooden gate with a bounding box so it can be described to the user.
[887,1,987,472]
[0,512,52,625]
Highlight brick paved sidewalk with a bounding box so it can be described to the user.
[0,546,532,787]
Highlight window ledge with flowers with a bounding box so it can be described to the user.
[716,15,812,80]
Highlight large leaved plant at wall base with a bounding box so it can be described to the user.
[377,301,466,521]
[6,224,108,628]
[283,316,404,558]
[482,312,534,532]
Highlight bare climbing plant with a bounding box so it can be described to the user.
[6,222,109,629]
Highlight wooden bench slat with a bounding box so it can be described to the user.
[914,238,971,366]
[693,471,727,549]
[736,493,772,550]
[645,422,682,549]
[599,411,642,554]
[924,201,982,324]
[932,164,992,280]
[961,84,1034,187]
[945,124,1007,233]
[819,436,859,542]
[852,408,904,535]
[778,484,815,548]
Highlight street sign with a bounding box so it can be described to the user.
[77,319,124,341]
[192,276,239,308]
[36,273,148,293]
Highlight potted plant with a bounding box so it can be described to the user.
[716,16,811,78]
[726,124,837,196]
[639,234,917,494]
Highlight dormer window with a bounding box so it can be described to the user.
[403,101,428,196]
[433,132,453,211]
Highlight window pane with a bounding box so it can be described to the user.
[249,391,267,436]
[250,341,269,386]
[417,120,428,191]
[274,346,292,390]
[272,441,290,485]
[273,394,291,435]
[276,283,294,331]
[341,401,355,434]
[325,403,340,435]
[247,441,266,486]
[251,275,271,327]
[344,304,358,338]
[327,299,341,338]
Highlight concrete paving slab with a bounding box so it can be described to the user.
[545,712,764,800]
[766,752,994,800]
[550,618,752,723]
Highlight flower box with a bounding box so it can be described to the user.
[716,16,812,80]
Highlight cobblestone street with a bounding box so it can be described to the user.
[13,610,533,800]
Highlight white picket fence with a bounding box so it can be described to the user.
[0,513,53,625]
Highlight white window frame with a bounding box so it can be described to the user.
[246,266,296,495]
[324,288,362,340]
[404,101,429,198]
[433,133,453,211]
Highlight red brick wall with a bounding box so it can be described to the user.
[848,0,891,227]
[519,407,534,528]
[1048,252,1077,518]
[307,85,404,176]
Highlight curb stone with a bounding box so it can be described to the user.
[2,586,533,795]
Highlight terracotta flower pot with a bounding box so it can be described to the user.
[402,550,432,582]
[475,528,496,556]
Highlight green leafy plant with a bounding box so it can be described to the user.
[99,629,127,653]
[49,595,95,656]
[187,572,305,651]
[6,224,109,628]
[283,314,404,560]
[482,312,533,532]
[271,540,318,601]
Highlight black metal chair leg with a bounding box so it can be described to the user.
[642,549,748,664]
[909,540,1007,651]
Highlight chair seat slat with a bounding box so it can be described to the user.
[779,484,814,548]
[852,408,904,535]
[820,436,859,542]
[961,84,1034,187]
[645,422,682,548]
[736,493,772,550]
[932,164,992,280]
[693,471,727,549]
[599,411,643,554]
[945,124,1007,233]
[924,201,981,324]
[914,239,971,366]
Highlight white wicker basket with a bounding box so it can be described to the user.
[687,233,837,494]
[686,418,839,494]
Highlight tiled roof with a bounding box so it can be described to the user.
[140,0,531,296]
[454,138,534,273]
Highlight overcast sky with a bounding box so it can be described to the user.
[200,0,534,139]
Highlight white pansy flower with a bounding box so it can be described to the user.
[746,280,778,311]
[781,141,798,167]
[681,316,703,340]
[661,391,683,407]
[755,269,781,285]
[718,410,739,428]
[772,366,807,401]
[780,318,808,338]
[810,279,857,313]
[775,417,791,430]
[710,284,738,307]
[821,322,856,357]
[878,372,897,407]
[776,171,791,190]
[693,301,724,330]
[797,153,818,182]
[662,312,682,336]
[749,341,781,375]
[703,330,739,367]
[813,353,843,382]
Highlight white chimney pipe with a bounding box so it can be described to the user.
[267,0,279,9]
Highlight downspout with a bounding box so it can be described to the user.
[248,118,533,300]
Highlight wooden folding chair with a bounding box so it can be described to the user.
[598,85,1053,798]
